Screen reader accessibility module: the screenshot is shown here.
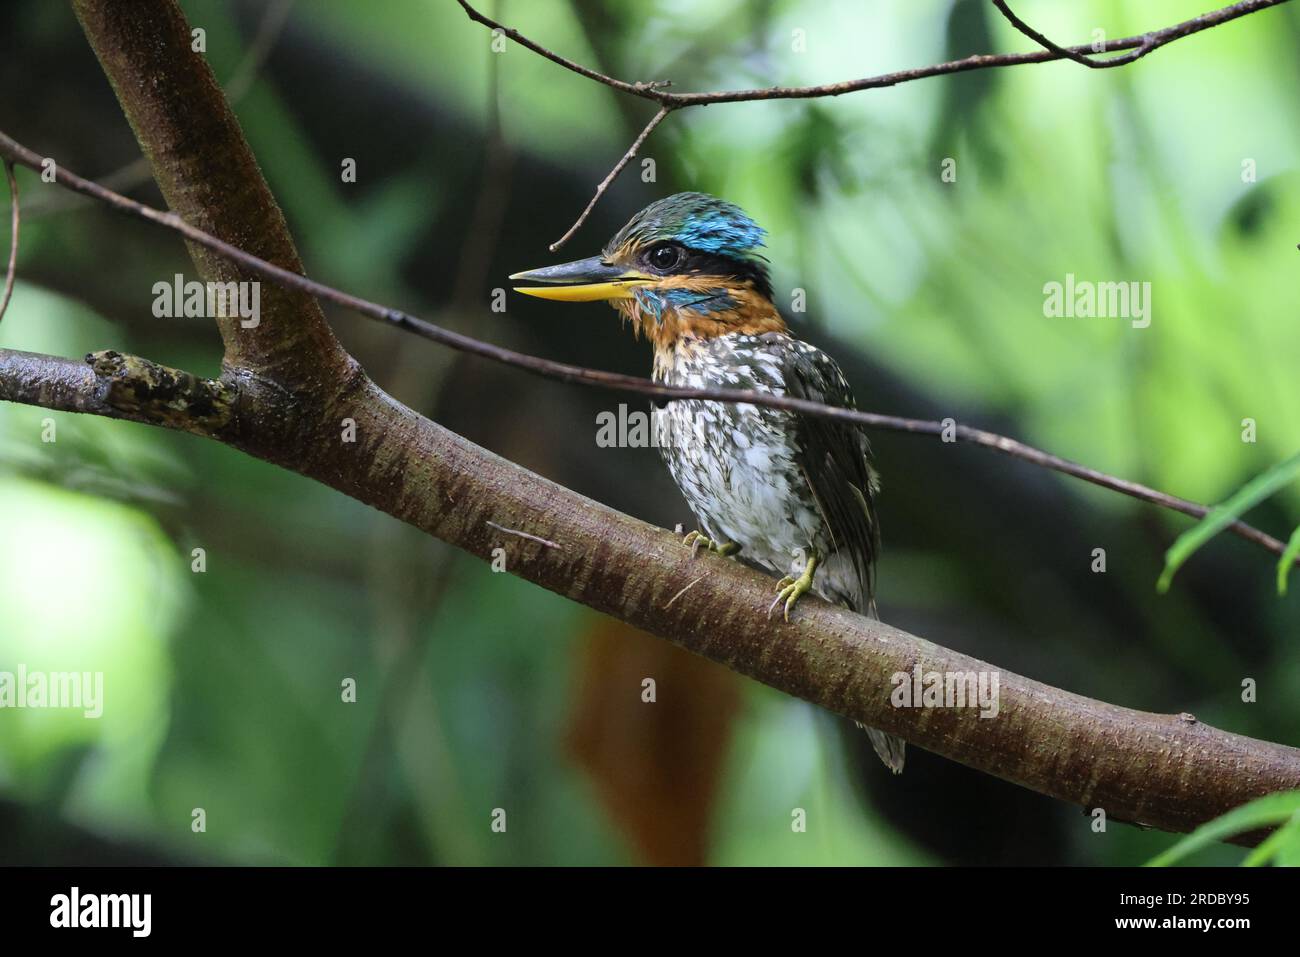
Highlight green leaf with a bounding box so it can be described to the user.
[1241,810,1300,866]
[1157,451,1300,593]
[1278,825,1300,867]
[1276,525,1300,596]
[1146,791,1300,866]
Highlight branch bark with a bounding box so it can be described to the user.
[0,0,1295,846]
[71,0,352,389]
[2,342,1298,841]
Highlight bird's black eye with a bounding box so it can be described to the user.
[648,243,684,271]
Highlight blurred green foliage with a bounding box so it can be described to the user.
[1159,451,1300,594]
[1148,790,1300,866]
[1,0,1297,865]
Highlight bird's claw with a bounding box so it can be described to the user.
[682,530,740,558]
[768,576,808,622]
[768,553,819,622]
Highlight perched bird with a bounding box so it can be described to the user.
[511,192,904,773]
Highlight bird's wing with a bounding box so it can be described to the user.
[778,339,881,613]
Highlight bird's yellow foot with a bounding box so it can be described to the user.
[769,551,819,622]
[682,530,741,558]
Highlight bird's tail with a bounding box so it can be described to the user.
[822,560,905,773]
[857,600,905,773]
[858,723,906,774]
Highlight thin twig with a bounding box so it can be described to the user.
[455,0,674,103]
[223,0,297,102]
[460,0,1289,242]
[551,105,671,251]
[993,1,1151,69]
[0,161,17,325]
[453,0,514,306]
[486,520,561,550]
[464,0,1284,105]
[664,575,705,610]
[0,128,1292,567]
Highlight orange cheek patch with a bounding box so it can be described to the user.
[614,274,787,348]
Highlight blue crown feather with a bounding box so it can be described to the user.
[605,192,768,265]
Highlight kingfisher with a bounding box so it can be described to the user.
[510,192,904,772]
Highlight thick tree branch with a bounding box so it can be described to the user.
[457,0,1292,245]
[71,0,352,389]
[2,342,1298,841]
[0,349,235,437]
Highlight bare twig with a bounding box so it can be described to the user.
[0,161,16,324]
[993,1,1152,69]
[463,0,1286,106]
[455,0,673,103]
[459,0,1290,244]
[223,0,297,102]
[0,129,1291,568]
[452,0,515,306]
[663,575,705,610]
[550,105,671,251]
[485,520,561,550]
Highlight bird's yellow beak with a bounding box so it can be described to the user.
[510,256,652,302]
